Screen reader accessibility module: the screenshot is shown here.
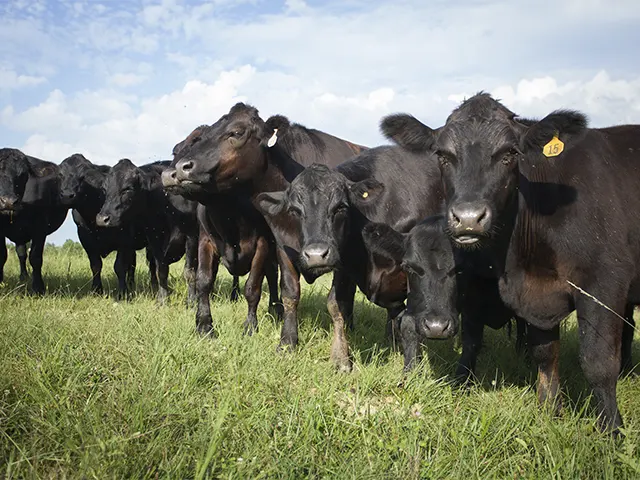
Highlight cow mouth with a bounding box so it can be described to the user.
[453,234,480,245]
[301,265,334,282]
[0,207,21,215]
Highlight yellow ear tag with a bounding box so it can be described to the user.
[543,135,564,157]
[362,191,369,199]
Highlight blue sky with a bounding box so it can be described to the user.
[1,0,640,244]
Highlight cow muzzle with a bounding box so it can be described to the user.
[0,196,20,213]
[300,242,338,275]
[95,213,112,227]
[448,202,492,244]
[418,315,458,339]
[161,169,180,188]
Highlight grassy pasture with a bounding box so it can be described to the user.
[1,243,639,479]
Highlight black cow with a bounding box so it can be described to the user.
[96,159,198,304]
[254,146,443,371]
[381,92,640,434]
[0,148,68,293]
[163,103,365,338]
[58,153,153,298]
[361,216,527,373]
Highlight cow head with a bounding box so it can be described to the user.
[255,164,384,282]
[172,103,276,191]
[0,148,31,214]
[58,153,97,206]
[96,159,145,227]
[381,93,587,247]
[361,216,459,339]
[161,125,215,203]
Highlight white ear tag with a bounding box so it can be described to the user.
[267,128,278,148]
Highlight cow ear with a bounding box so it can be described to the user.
[265,115,291,136]
[380,114,436,152]
[348,178,384,207]
[522,110,588,157]
[255,191,286,217]
[361,222,406,264]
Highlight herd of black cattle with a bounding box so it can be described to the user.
[2,93,639,436]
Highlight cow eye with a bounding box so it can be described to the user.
[436,151,450,167]
[287,206,301,217]
[333,205,349,217]
[229,130,245,138]
[502,148,520,165]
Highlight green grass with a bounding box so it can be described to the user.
[1,243,639,479]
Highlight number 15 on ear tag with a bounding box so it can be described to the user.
[543,135,564,157]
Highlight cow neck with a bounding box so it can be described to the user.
[247,145,305,200]
[74,182,106,219]
[513,158,566,267]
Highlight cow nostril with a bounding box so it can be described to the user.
[170,170,177,179]
[450,208,461,226]
[180,160,194,172]
[477,207,488,225]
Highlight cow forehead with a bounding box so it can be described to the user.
[438,119,517,154]
[289,170,348,202]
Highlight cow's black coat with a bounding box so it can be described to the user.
[97,159,198,304]
[58,153,152,297]
[381,92,640,434]
[163,103,364,339]
[361,216,527,373]
[255,146,443,371]
[0,148,68,293]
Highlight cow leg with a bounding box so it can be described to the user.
[0,238,7,283]
[338,275,356,332]
[266,257,282,320]
[87,249,104,294]
[399,313,420,372]
[230,275,241,302]
[155,258,171,304]
[386,305,405,349]
[515,317,528,356]
[196,232,219,336]
[243,236,269,336]
[277,247,300,351]
[575,295,624,435]
[528,324,562,415]
[326,271,354,372]
[146,247,158,293]
[454,312,484,384]
[16,244,28,282]
[114,249,132,300]
[621,303,635,375]
[29,236,46,295]
[184,234,198,308]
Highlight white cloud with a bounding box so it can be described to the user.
[1,0,640,243]
[108,73,146,87]
[0,67,46,90]
[486,71,640,126]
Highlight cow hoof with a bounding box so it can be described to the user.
[19,274,29,283]
[230,289,240,303]
[185,295,197,309]
[31,283,45,296]
[268,302,284,321]
[276,341,296,354]
[332,356,352,373]
[196,323,217,338]
[243,321,258,336]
